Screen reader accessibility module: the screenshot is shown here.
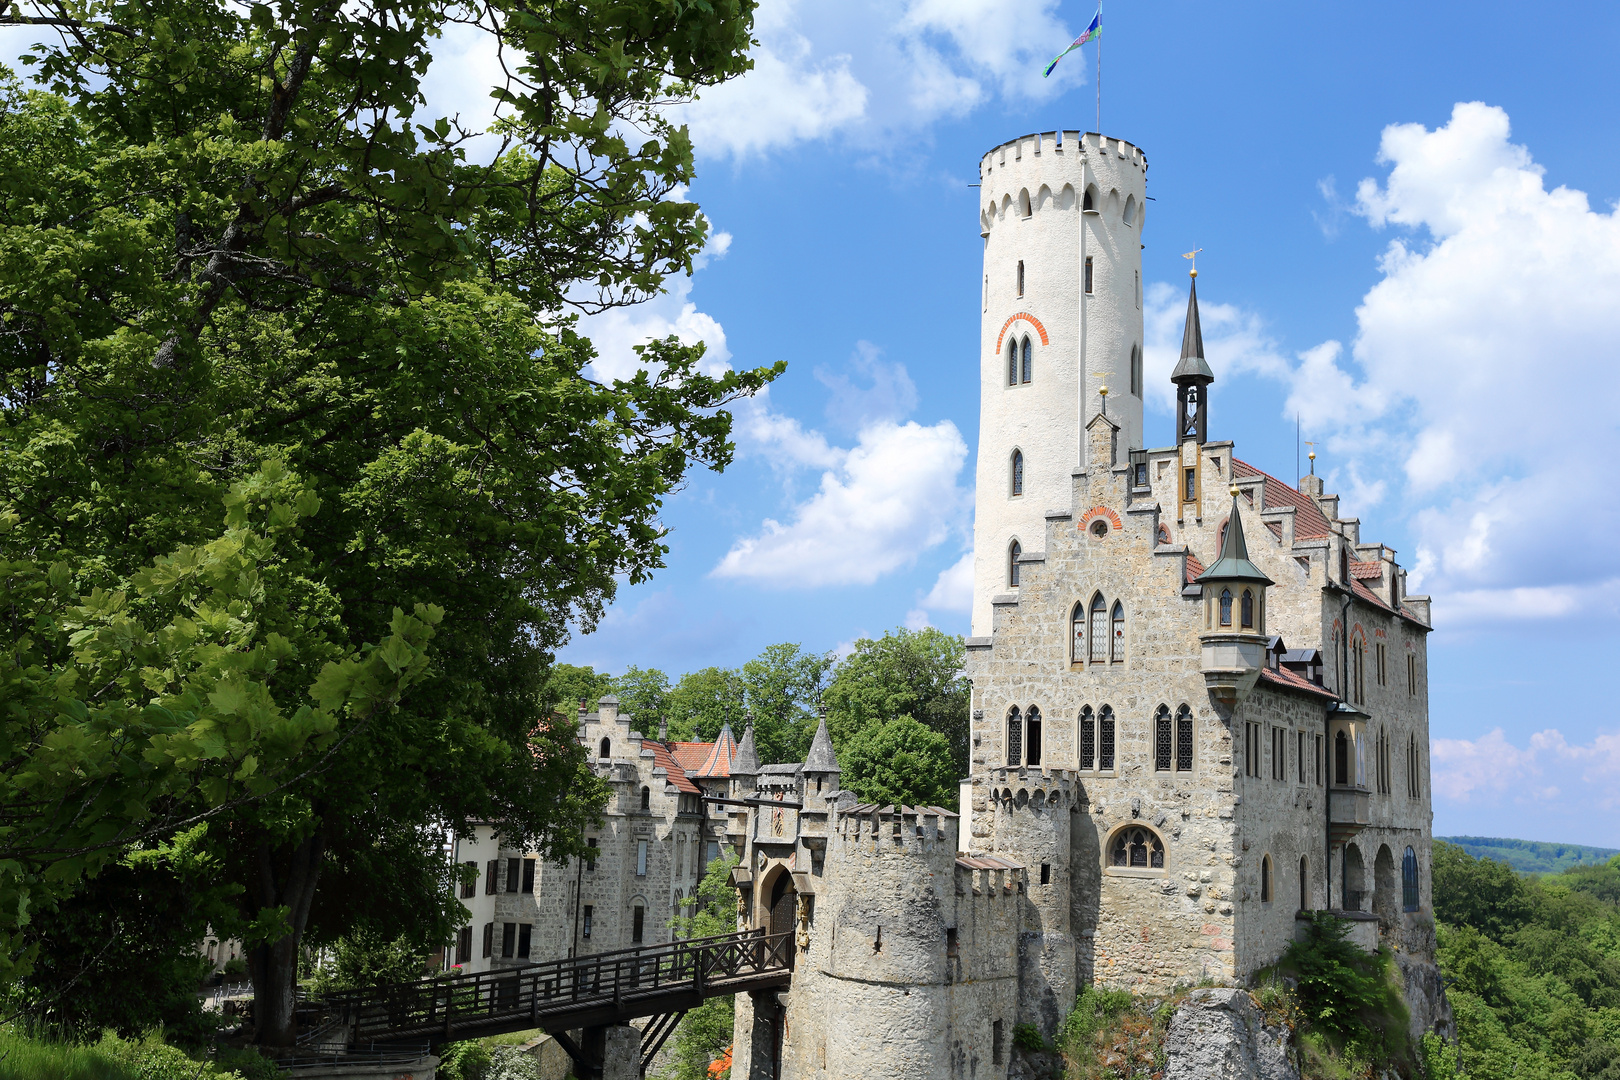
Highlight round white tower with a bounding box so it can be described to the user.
[971,131,1147,635]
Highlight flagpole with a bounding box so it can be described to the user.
[1096,0,1102,132]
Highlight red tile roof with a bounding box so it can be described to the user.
[1350,559,1384,580]
[1185,551,1205,584]
[669,742,715,772]
[694,726,738,778]
[1231,459,1334,539]
[1259,665,1339,700]
[642,740,702,794]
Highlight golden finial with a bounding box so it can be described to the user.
[1094,370,1112,397]
[1305,441,1317,476]
[1229,483,1240,498]
[1182,248,1203,278]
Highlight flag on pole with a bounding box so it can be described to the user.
[1043,10,1101,78]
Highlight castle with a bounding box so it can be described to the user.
[722,130,1440,1080]
[451,128,1442,1080]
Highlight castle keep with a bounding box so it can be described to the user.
[722,130,1440,1080]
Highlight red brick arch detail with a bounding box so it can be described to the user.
[1079,506,1123,533]
[995,312,1051,354]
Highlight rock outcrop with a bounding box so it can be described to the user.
[1161,988,1299,1080]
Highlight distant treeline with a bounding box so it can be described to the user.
[1437,836,1620,875]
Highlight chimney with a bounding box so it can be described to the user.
[658,716,668,742]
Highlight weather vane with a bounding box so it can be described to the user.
[1182,248,1202,277]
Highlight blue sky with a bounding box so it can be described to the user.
[10,1,1617,847]
[583,0,1620,849]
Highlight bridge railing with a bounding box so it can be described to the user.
[313,928,792,1042]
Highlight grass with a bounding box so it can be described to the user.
[0,1026,272,1080]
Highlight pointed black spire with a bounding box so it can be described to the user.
[1171,270,1215,443]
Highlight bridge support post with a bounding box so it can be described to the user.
[555,1023,641,1080]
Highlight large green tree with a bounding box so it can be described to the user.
[0,0,771,1044]
[823,627,969,778]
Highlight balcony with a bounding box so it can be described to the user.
[1328,785,1370,845]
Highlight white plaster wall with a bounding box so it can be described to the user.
[972,131,1148,634]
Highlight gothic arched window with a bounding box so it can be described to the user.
[1026,706,1043,766]
[1240,589,1255,629]
[1402,846,1420,912]
[1007,339,1018,387]
[1219,588,1233,627]
[1109,827,1164,869]
[1006,707,1023,767]
[1089,594,1108,663]
[1083,186,1096,212]
[1009,540,1022,587]
[1099,705,1116,771]
[1154,705,1172,772]
[1021,336,1033,383]
[1070,603,1086,663]
[1011,450,1024,496]
[1176,704,1194,772]
[1110,601,1125,662]
[1079,706,1096,770]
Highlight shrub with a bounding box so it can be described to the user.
[1012,1022,1046,1052]
[1058,984,1135,1057]
[438,1040,494,1080]
[1280,911,1408,1068]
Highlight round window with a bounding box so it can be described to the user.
[1090,519,1109,538]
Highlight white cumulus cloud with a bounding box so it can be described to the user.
[712,419,970,587]
[1432,727,1620,809]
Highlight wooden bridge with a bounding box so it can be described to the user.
[311,929,793,1077]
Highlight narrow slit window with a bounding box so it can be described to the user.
[1021,336,1032,383]
[1184,468,1196,502]
[1016,260,1024,297]
[1110,602,1125,662]
[1009,540,1022,587]
[1084,256,1094,294]
[1026,706,1043,766]
[1011,450,1024,496]
[1070,603,1086,663]
[1008,339,1019,387]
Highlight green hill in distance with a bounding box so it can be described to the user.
[1437,834,1619,874]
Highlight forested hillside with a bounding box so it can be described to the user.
[1432,841,1620,1079]
[1437,837,1620,875]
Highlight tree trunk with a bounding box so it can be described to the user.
[248,823,327,1047]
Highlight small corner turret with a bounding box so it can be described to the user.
[1171,270,1214,447]
[1196,489,1274,708]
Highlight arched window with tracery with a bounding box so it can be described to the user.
[1219,588,1233,627]
[1175,704,1194,771]
[1109,826,1164,869]
[1006,707,1023,767]
[1089,594,1108,662]
[1011,450,1024,496]
[1021,336,1033,383]
[1070,603,1086,663]
[1240,589,1254,629]
[1007,339,1019,386]
[1110,601,1125,662]
[1260,855,1273,902]
[1026,706,1043,766]
[1099,705,1116,770]
[1009,540,1021,587]
[1154,705,1172,772]
[1402,846,1420,911]
[1079,706,1096,770]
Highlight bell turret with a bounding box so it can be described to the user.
[1196,489,1273,707]
[1171,271,1214,445]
